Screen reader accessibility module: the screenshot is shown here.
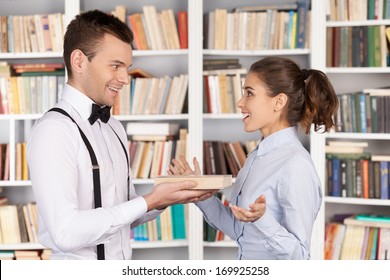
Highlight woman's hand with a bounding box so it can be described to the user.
[230,194,266,222]
[168,155,201,176]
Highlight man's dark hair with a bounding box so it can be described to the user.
[63,9,134,78]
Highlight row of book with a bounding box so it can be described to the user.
[0,13,64,53]
[131,204,186,242]
[0,203,38,245]
[326,25,390,68]
[327,0,390,21]
[203,68,246,114]
[203,193,232,242]
[111,5,187,51]
[112,74,188,116]
[325,214,390,260]
[203,140,258,177]
[204,2,310,50]
[1,125,187,182]
[0,74,65,115]
[0,249,51,260]
[334,88,390,133]
[125,6,187,50]
[0,5,189,54]
[326,150,390,199]
[128,128,187,180]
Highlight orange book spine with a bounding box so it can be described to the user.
[362,159,369,199]
[177,11,188,49]
[128,14,142,50]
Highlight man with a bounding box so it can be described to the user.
[27,10,212,260]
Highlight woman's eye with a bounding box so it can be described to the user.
[112,65,119,69]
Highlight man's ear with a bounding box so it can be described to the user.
[70,49,85,75]
[274,93,288,112]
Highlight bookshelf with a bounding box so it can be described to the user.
[0,0,196,259]
[7,0,386,260]
[0,0,313,259]
[310,0,390,260]
[201,0,313,259]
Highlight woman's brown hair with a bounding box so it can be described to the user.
[249,56,339,133]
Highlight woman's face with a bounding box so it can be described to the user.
[237,72,288,138]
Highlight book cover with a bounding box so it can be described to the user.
[177,11,188,49]
[154,175,232,190]
[126,122,179,136]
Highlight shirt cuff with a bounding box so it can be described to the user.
[195,196,216,210]
[116,196,148,224]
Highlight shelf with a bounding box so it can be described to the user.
[325,196,390,206]
[0,114,42,120]
[203,240,237,248]
[326,19,390,27]
[133,49,188,57]
[0,114,189,121]
[203,49,310,56]
[115,114,188,121]
[203,113,242,120]
[0,50,189,60]
[0,243,45,250]
[0,179,155,187]
[325,132,390,140]
[325,67,390,74]
[0,181,32,187]
[131,240,188,249]
[0,52,63,59]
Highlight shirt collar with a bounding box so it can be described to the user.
[256,127,299,157]
[61,84,95,121]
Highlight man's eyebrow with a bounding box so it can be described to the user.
[110,60,125,65]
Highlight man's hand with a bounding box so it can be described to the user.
[230,194,266,222]
[144,180,214,211]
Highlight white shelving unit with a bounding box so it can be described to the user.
[0,0,199,259]
[1,0,314,259]
[200,0,314,259]
[310,0,390,260]
[7,0,384,260]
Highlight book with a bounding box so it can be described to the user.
[324,223,346,259]
[344,215,390,229]
[127,68,153,78]
[0,250,14,260]
[339,224,366,259]
[295,0,309,49]
[325,145,365,154]
[377,227,390,260]
[130,135,176,142]
[154,175,232,190]
[327,141,369,148]
[126,122,179,136]
[233,3,298,12]
[177,11,188,49]
[128,13,147,50]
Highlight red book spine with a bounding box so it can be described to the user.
[178,11,188,49]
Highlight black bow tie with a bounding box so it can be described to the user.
[88,104,111,125]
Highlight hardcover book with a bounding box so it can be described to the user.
[154,175,232,190]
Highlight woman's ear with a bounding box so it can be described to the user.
[70,49,85,75]
[274,93,288,112]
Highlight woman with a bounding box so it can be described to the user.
[169,56,338,259]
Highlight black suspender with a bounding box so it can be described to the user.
[48,107,129,260]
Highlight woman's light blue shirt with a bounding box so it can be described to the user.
[196,127,322,259]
